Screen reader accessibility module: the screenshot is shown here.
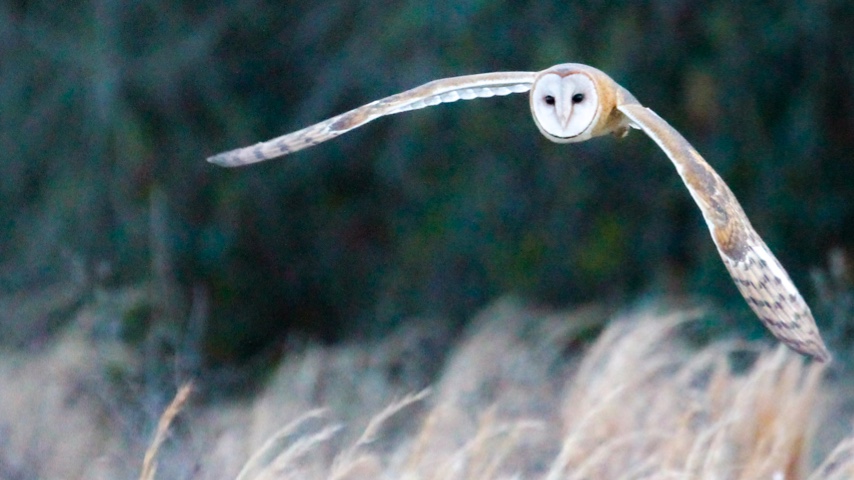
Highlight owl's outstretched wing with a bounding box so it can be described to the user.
[617,101,830,362]
[208,71,536,167]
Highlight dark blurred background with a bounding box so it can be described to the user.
[2,1,852,367]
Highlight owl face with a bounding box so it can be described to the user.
[530,70,600,143]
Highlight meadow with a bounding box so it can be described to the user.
[2,295,852,479]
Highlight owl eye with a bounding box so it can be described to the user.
[544,95,555,105]
[572,93,584,103]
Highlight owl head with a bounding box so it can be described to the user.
[529,63,634,143]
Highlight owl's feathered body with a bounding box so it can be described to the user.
[208,63,830,362]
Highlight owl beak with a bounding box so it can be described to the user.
[558,98,574,129]
[558,83,576,129]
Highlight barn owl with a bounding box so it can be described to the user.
[208,63,830,362]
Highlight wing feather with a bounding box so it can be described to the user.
[208,72,535,167]
[617,102,830,361]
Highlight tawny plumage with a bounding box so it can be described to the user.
[208,63,830,362]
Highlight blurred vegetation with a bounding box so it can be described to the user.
[1,0,852,364]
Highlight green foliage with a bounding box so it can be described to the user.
[2,0,852,363]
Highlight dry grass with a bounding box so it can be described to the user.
[140,383,193,480]
[204,301,849,480]
[3,296,854,479]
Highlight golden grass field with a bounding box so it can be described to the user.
[1,296,853,479]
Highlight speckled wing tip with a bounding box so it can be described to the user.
[805,339,832,363]
[722,253,832,364]
[206,149,246,167]
[785,336,831,363]
[208,139,291,167]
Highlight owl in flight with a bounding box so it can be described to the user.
[208,63,830,362]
